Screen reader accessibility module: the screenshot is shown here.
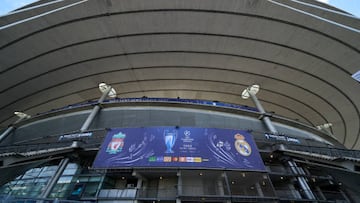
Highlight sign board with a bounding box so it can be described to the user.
[58,132,92,141]
[264,133,300,144]
[93,127,265,171]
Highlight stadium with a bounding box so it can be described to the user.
[0,0,360,202]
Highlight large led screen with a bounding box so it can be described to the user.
[93,127,265,171]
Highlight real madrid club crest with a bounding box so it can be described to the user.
[234,133,252,156]
[106,132,126,154]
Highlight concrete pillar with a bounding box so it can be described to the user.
[136,178,143,189]
[217,177,225,195]
[222,171,231,196]
[255,182,264,197]
[177,171,182,196]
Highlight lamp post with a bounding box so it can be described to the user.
[241,84,277,134]
[80,83,116,132]
[0,111,31,143]
[241,84,316,200]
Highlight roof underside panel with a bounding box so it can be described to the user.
[0,0,359,149]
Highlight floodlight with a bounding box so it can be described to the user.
[98,82,117,98]
[316,123,333,130]
[14,111,31,119]
[241,84,260,99]
[352,70,360,82]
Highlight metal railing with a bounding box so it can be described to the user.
[278,143,360,159]
[0,196,82,203]
[255,138,360,160]
[34,97,258,117]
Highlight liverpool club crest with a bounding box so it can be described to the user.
[106,132,126,154]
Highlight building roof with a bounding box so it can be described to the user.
[0,0,359,149]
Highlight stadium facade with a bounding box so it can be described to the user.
[0,0,360,202]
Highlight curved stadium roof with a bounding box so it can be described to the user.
[0,0,359,149]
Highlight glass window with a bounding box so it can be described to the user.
[82,182,99,197]
[78,177,89,182]
[62,169,77,175]
[227,171,275,197]
[89,176,102,182]
[58,176,73,184]
[39,170,55,177]
[181,170,225,196]
[66,163,78,169]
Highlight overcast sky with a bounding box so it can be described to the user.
[0,0,359,17]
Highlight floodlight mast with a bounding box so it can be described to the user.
[80,83,116,132]
[241,84,277,134]
[241,84,316,200]
[0,112,31,143]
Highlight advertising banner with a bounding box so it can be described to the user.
[93,127,265,171]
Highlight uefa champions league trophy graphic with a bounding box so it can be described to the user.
[164,129,177,153]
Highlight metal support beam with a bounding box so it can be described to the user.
[0,126,16,143]
[41,158,70,199]
[248,92,278,134]
[288,160,316,200]
[80,85,112,132]
[245,87,315,200]
[0,116,27,143]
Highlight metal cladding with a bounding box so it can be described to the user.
[0,1,360,149]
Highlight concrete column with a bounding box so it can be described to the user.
[222,171,231,196]
[177,171,182,196]
[41,158,70,198]
[136,178,143,189]
[217,177,225,195]
[255,182,264,197]
[80,85,112,132]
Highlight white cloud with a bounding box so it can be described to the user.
[316,0,330,3]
